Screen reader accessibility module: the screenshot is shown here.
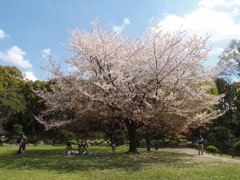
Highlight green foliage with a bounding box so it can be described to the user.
[206,145,219,154]
[113,129,126,146]
[207,126,233,154]
[89,139,111,146]
[59,130,76,144]
[197,81,211,87]
[0,66,26,116]
[44,139,54,145]
[93,139,103,145]
[69,139,77,145]
[92,139,108,145]
[101,141,109,146]
[196,80,219,95]
[233,140,240,155]
[210,79,240,147]
[215,78,227,94]
[2,78,53,143]
[10,124,24,143]
[13,124,23,136]
[177,138,188,143]
[37,141,45,145]
[233,141,240,149]
[207,87,219,95]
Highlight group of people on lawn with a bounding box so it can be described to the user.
[15,134,203,156]
[16,134,90,156]
[64,140,89,155]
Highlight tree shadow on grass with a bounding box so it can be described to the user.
[0,147,188,174]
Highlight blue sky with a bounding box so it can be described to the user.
[0,0,240,81]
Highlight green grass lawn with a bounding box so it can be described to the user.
[0,144,240,180]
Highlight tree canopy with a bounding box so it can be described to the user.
[0,66,26,122]
[36,20,223,152]
[218,40,240,80]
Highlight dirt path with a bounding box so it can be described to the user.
[175,146,240,163]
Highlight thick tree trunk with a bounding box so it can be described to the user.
[146,136,151,151]
[110,135,114,144]
[125,119,138,153]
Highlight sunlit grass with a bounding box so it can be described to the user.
[0,144,240,179]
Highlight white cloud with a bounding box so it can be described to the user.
[112,18,130,34]
[123,18,130,25]
[42,48,52,59]
[232,7,240,16]
[198,0,229,8]
[0,29,8,39]
[0,46,32,68]
[158,0,240,42]
[113,26,123,34]
[233,0,240,5]
[24,71,38,81]
[210,47,224,55]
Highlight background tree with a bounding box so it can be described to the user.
[207,126,234,156]
[0,66,27,140]
[37,20,223,153]
[3,79,54,143]
[138,113,186,151]
[196,77,240,156]
[59,130,76,144]
[218,39,240,80]
[113,129,127,146]
[214,80,240,138]
[0,66,26,124]
[62,104,124,144]
[11,124,23,143]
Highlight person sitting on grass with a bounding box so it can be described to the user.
[77,140,88,154]
[77,140,82,152]
[64,142,73,154]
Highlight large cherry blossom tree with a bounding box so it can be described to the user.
[37,20,223,153]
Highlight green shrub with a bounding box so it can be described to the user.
[69,140,77,145]
[178,138,188,143]
[113,129,126,146]
[53,139,61,144]
[93,139,104,145]
[206,145,219,155]
[44,139,54,145]
[233,141,240,149]
[13,124,23,136]
[232,141,240,156]
[37,141,45,145]
[101,141,109,146]
[59,130,76,144]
